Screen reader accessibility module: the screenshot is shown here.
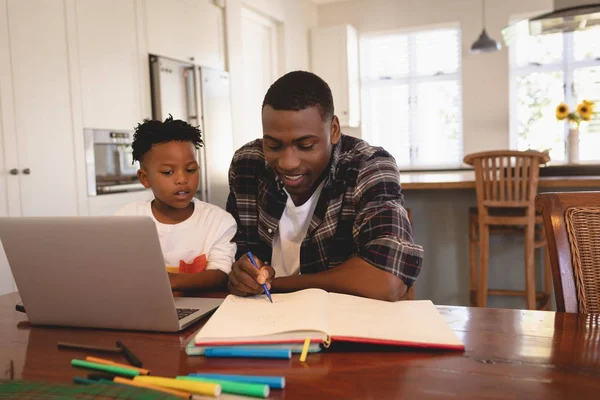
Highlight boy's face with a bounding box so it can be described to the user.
[262,105,340,205]
[137,141,199,209]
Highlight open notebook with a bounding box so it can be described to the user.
[194,289,464,351]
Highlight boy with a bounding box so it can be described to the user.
[115,115,236,292]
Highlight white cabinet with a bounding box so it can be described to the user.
[74,0,145,130]
[311,24,360,128]
[0,0,79,217]
[144,0,225,70]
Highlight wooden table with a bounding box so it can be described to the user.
[2,292,600,399]
[400,171,600,190]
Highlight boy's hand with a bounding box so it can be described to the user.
[228,253,275,297]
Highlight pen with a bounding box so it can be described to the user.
[247,251,273,303]
[116,341,142,368]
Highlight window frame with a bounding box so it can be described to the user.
[359,23,464,169]
[509,27,600,162]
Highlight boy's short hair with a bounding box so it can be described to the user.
[131,115,203,164]
[262,71,334,121]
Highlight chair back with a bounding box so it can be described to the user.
[464,150,550,211]
[536,191,600,313]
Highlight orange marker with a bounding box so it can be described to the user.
[113,377,190,398]
[85,356,150,375]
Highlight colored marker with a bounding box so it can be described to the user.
[204,347,291,359]
[247,251,272,303]
[299,338,311,362]
[188,373,285,389]
[58,342,122,354]
[114,377,190,399]
[134,376,221,397]
[178,376,269,398]
[73,377,97,385]
[87,372,117,381]
[85,356,150,375]
[116,340,143,367]
[71,359,140,378]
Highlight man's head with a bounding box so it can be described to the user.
[132,115,203,209]
[261,71,341,205]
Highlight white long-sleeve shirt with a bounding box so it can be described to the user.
[115,197,237,274]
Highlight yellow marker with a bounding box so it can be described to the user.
[113,377,190,398]
[166,265,179,273]
[85,356,150,375]
[135,376,221,397]
[299,338,311,362]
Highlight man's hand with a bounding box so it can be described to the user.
[228,254,275,296]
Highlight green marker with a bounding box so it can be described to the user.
[177,376,270,398]
[71,359,140,378]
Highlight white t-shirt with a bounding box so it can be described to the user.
[271,182,325,277]
[115,197,237,274]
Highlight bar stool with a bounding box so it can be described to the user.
[464,150,552,310]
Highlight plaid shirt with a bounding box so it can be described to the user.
[226,134,423,287]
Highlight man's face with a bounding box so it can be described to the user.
[137,141,199,209]
[262,105,340,205]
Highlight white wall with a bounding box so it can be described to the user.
[316,0,553,158]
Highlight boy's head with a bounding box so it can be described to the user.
[261,70,340,205]
[132,115,203,209]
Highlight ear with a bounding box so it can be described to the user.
[137,168,151,189]
[330,115,341,145]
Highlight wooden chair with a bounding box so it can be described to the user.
[464,150,552,310]
[535,192,600,313]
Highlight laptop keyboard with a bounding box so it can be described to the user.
[176,308,199,320]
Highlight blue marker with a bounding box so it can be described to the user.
[247,251,273,303]
[188,373,285,389]
[204,347,291,359]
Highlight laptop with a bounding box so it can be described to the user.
[0,216,223,332]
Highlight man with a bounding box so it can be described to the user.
[226,71,423,301]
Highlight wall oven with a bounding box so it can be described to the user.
[84,129,145,196]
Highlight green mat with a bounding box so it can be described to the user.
[0,380,181,399]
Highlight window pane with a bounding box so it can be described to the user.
[360,35,409,79]
[415,29,460,76]
[413,81,461,166]
[514,22,563,66]
[574,66,600,161]
[515,71,565,161]
[573,28,600,61]
[361,85,410,166]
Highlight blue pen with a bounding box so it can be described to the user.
[204,347,291,359]
[247,251,273,303]
[188,373,285,389]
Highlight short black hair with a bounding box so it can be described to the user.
[131,114,203,164]
[262,71,334,121]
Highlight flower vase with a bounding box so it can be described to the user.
[567,127,579,164]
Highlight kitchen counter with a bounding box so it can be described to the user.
[400,171,600,190]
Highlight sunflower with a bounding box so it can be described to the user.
[555,103,569,120]
[577,101,594,121]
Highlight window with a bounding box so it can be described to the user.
[510,21,600,162]
[360,26,463,168]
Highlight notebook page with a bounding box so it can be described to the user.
[195,289,329,343]
[327,294,464,348]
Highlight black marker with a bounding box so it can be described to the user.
[87,372,117,381]
[116,340,142,367]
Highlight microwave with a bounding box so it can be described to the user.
[84,129,145,196]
